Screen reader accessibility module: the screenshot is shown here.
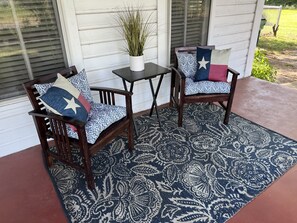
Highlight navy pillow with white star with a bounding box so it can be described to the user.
[39,74,91,123]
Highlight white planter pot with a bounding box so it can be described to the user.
[129,55,144,71]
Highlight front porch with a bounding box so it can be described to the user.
[1,77,297,223]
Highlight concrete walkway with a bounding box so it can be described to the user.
[280,80,297,90]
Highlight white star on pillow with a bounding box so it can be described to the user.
[198,57,209,69]
[64,97,80,114]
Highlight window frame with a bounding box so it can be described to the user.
[170,0,211,63]
[0,0,68,101]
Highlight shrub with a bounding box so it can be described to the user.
[252,48,277,82]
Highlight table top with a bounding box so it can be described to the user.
[112,62,171,83]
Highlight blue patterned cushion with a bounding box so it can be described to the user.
[185,78,231,95]
[34,69,93,103]
[66,103,126,144]
[176,52,197,78]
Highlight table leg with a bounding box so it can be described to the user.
[122,79,128,91]
[122,79,138,137]
[149,74,164,127]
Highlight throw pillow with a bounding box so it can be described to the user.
[194,47,231,82]
[176,52,197,78]
[34,68,94,103]
[39,74,91,123]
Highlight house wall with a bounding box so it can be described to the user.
[0,0,263,157]
[58,0,171,113]
[208,0,264,78]
[0,98,39,157]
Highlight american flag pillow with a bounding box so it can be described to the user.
[39,73,91,123]
[194,47,231,82]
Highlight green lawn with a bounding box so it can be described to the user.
[252,8,297,82]
[259,9,297,52]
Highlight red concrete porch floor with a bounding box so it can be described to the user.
[1,77,297,223]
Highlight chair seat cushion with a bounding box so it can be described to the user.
[66,103,127,144]
[185,78,231,95]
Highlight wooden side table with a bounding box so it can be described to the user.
[112,62,171,135]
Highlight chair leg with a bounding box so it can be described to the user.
[81,148,95,189]
[178,105,184,127]
[41,148,53,167]
[169,97,173,107]
[223,111,230,125]
[85,159,95,190]
[169,72,175,107]
[128,120,134,151]
[38,135,53,167]
[224,100,233,125]
[47,155,54,167]
[34,117,53,167]
[40,142,53,167]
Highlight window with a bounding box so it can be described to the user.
[0,0,67,100]
[170,0,211,62]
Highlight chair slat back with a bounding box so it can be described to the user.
[174,46,215,68]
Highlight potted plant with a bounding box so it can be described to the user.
[115,6,152,71]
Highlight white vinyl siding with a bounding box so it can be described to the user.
[69,0,171,112]
[208,0,259,78]
[0,98,39,157]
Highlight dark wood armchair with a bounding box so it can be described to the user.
[23,66,134,189]
[170,46,240,126]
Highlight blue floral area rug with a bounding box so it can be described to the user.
[48,103,297,223]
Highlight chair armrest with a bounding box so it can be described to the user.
[90,86,133,119]
[89,86,132,106]
[171,67,186,80]
[90,86,132,96]
[227,67,240,93]
[228,67,240,76]
[171,67,186,93]
[28,110,86,128]
[171,67,186,104]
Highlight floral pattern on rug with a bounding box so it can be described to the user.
[48,103,297,223]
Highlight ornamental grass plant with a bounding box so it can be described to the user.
[115,6,152,56]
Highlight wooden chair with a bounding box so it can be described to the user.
[23,66,134,189]
[170,46,240,126]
